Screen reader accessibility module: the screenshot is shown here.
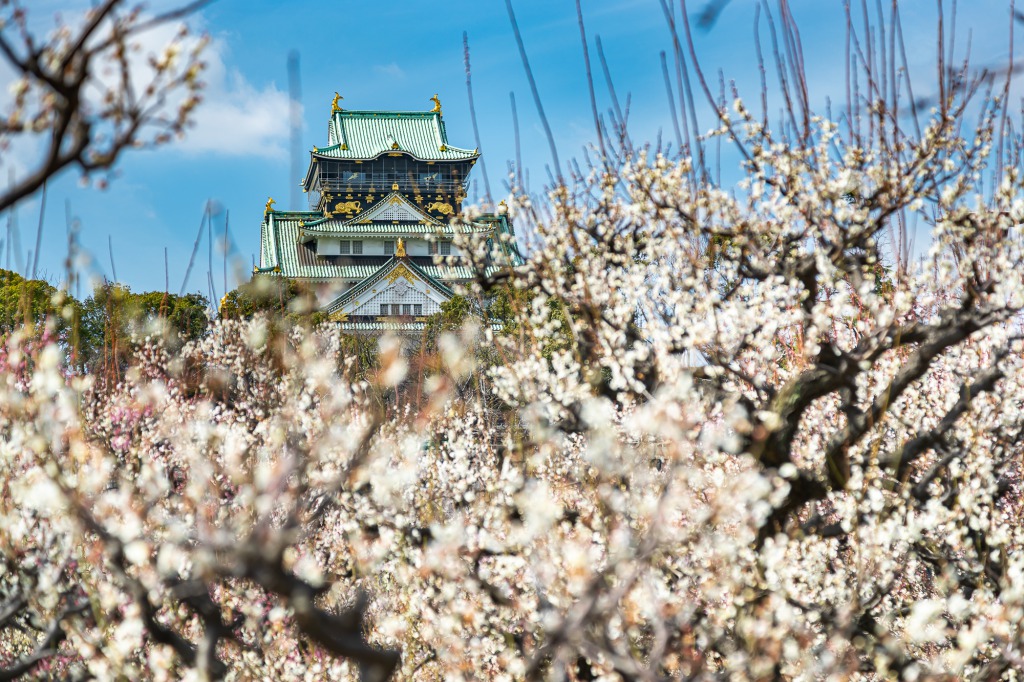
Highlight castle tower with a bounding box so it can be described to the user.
[255,93,521,331]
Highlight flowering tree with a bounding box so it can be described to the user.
[0,0,210,211]
[4,1,1024,680]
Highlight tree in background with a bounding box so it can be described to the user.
[0,268,76,336]
[219,274,323,325]
[0,268,209,382]
[77,283,208,380]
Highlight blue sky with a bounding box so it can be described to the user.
[2,0,1016,299]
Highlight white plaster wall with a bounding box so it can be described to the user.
[313,237,460,257]
[346,273,448,317]
[317,237,341,256]
[352,287,440,316]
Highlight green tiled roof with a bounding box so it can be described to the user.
[319,111,478,162]
[258,210,483,281]
[281,209,489,242]
[302,223,458,236]
[337,320,502,333]
[339,321,431,332]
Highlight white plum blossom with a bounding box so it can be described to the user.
[3,3,1024,681]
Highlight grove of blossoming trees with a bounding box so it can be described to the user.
[5,0,1024,680]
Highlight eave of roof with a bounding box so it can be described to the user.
[334,320,502,333]
[324,110,478,161]
[337,320,431,332]
[298,224,481,240]
[312,147,477,163]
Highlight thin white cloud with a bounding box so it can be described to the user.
[119,20,293,159]
[175,42,293,158]
[373,62,407,80]
[1,3,292,163]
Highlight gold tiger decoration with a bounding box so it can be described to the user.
[425,201,453,215]
[333,200,361,215]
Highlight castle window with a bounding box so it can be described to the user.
[339,240,350,255]
[439,241,451,256]
[384,240,395,255]
[414,304,423,315]
[380,304,388,316]
[352,240,363,254]
[403,304,412,316]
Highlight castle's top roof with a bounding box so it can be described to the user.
[313,110,478,162]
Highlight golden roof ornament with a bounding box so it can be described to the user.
[396,238,406,258]
[331,92,343,113]
[264,197,276,214]
[430,93,442,115]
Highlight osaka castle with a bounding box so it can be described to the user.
[255,92,522,330]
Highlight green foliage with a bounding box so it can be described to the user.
[219,275,325,325]
[0,270,212,379]
[437,295,473,330]
[485,284,525,336]
[77,283,209,375]
[0,269,76,336]
[79,284,208,346]
[540,296,574,361]
[132,290,210,341]
[338,333,381,377]
[421,295,473,354]
[871,262,896,298]
[488,281,574,361]
[420,285,575,368]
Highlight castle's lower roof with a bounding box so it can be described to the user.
[258,206,521,282]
